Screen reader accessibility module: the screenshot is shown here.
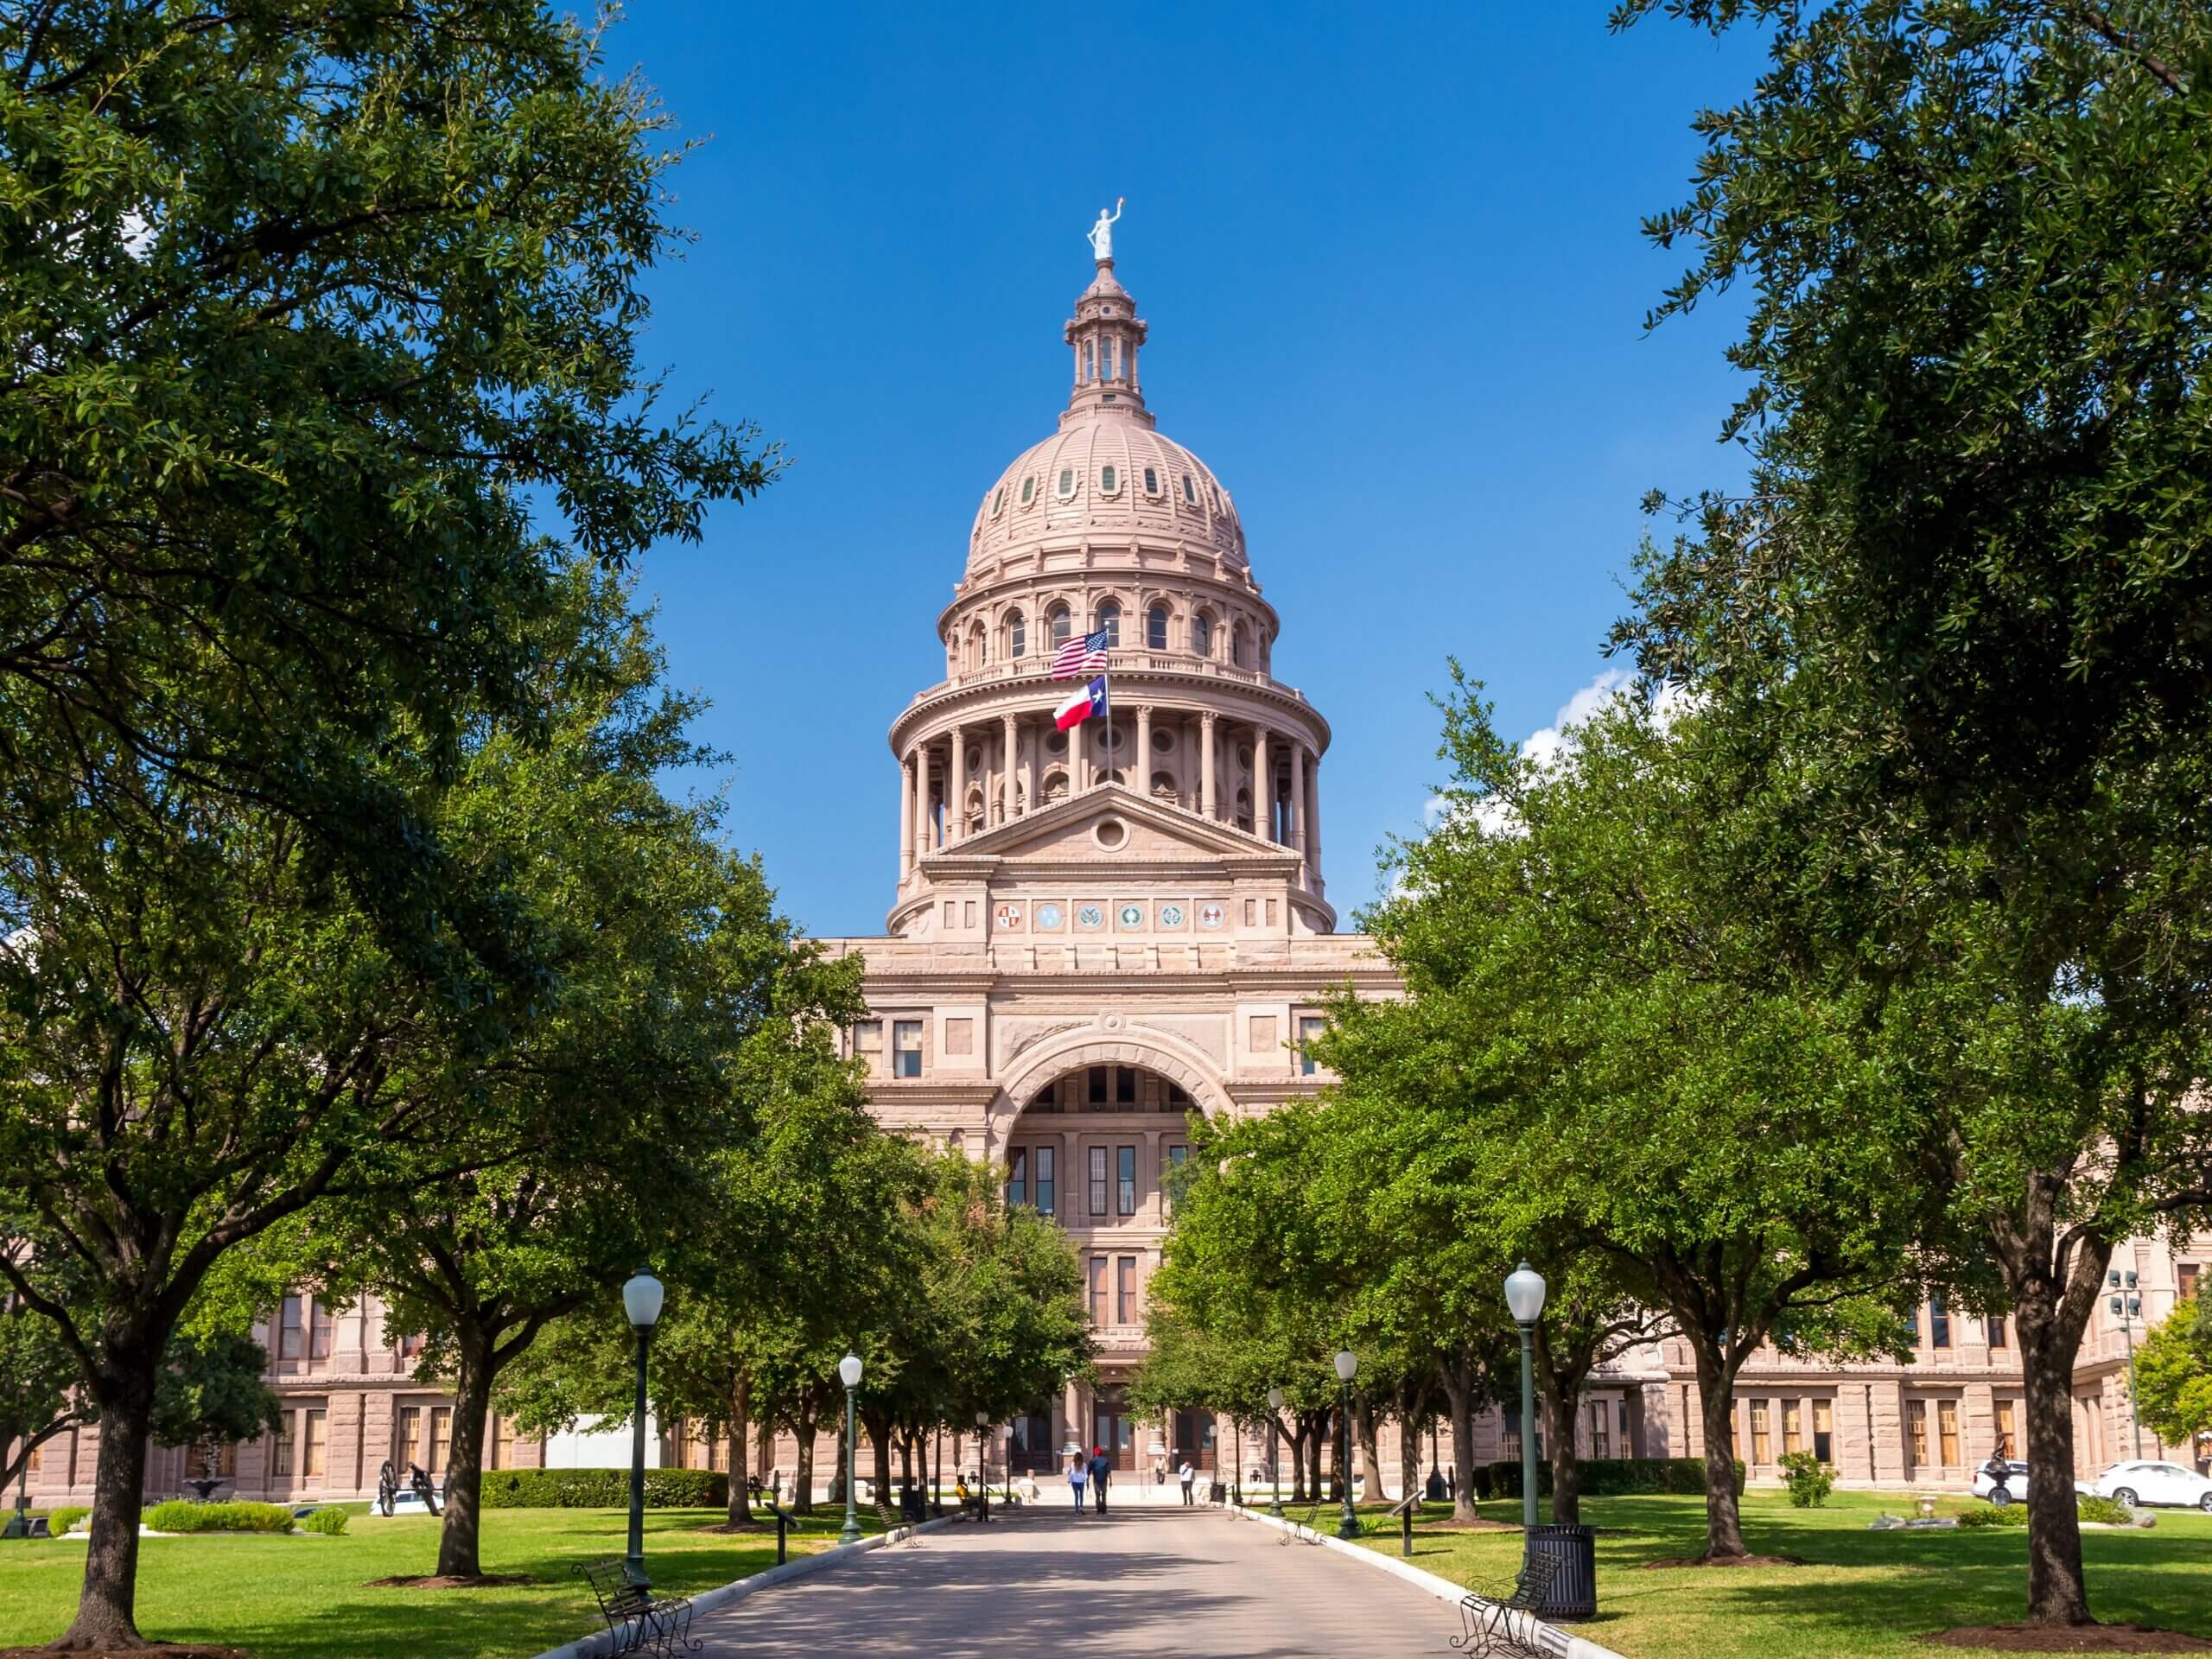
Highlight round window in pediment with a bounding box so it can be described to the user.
[1095,818,1128,852]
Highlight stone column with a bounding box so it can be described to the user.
[1001,714,1019,823]
[899,753,916,876]
[1135,705,1152,797]
[1306,753,1322,890]
[1200,713,1218,820]
[948,725,966,843]
[914,744,933,855]
[1253,725,1271,840]
[1289,741,1307,870]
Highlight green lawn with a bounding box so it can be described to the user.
[0,1505,890,1659]
[1350,1490,2212,1659]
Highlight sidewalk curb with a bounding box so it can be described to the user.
[525,1511,969,1659]
[1223,1503,1630,1659]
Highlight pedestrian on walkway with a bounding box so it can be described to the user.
[1068,1452,1087,1514]
[1179,1458,1195,1506]
[1089,1446,1110,1514]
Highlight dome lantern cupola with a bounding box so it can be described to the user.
[1063,257,1153,430]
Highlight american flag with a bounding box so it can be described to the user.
[1052,627,1111,680]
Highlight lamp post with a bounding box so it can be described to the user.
[620,1270,664,1589]
[2110,1271,2145,1459]
[1427,1417,1446,1502]
[1002,1424,1014,1502]
[1334,1350,1359,1541]
[1266,1387,1286,1517]
[837,1353,864,1545]
[975,1411,989,1488]
[1504,1262,1548,1556]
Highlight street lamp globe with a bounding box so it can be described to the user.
[976,1411,988,1430]
[838,1352,863,1389]
[1334,1350,1357,1382]
[1503,1262,1547,1325]
[622,1270,664,1330]
[1266,1387,1285,1411]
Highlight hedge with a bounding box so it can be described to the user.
[301,1506,350,1535]
[480,1468,728,1510]
[1476,1457,1746,1501]
[143,1500,296,1534]
[49,1506,88,1535]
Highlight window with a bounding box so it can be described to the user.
[278,1294,304,1360]
[2181,1263,2200,1304]
[893,1020,922,1078]
[1994,1399,2018,1459]
[1008,612,1026,658]
[397,1328,425,1361]
[1007,1149,1027,1210]
[1100,465,1117,495]
[992,487,1005,516]
[1813,1398,1834,1462]
[1929,1294,1951,1349]
[1592,1401,1611,1459]
[309,1299,333,1361]
[493,1414,516,1471]
[1096,601,1120,647]
[1050,606,1071,648]
[1907,1400,1929,1470]
[1035,1147,1055,1216]
[303,1408,327,1478]
[1232,621,1248,668]
[1182,474,1197,504]
[1147,605,1169,651]
[1749,1400,1771,1465]
[1090,1147,1109,1217]
[25,1442,39,1473]
[1937,1399,1961,1467]
[1088,1065,1109,1106]
[853,1020,881,1071]
[1115,1066,1136,1104]
[397,1404,422,1465]
[1986,1314,2008,1349]
[1782,1401,1802,1456]
[271,1414,296,1477]
[1116,1256,1136,1324]
[1020,476,1035,505]
[429,1406,453,1476]
[186,1440,237,1478]
[1299,1016,1326,1077]
[1058,467,1076,499]
[1141,466,1160,495]
[1166,1144,1187,1212]
[1117,1146,1136,1215]
[1088,1255,1109,1323]
[1192,612,1213,657]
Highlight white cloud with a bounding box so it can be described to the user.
[1522,667,1636,768]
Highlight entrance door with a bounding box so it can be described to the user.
[1093,1385,1137,1471]
[1174,1408,1217,1471]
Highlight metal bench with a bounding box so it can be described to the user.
[572,1557,699,1657]
[1451,1548,1563,1657]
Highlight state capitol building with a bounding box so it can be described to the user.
[17,238,2207,1510]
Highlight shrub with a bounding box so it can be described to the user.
[48,1506,88,1535]
[1482,1457,1745,1500]
[1956,1502,2030,1529]
[480,1468,728,1510]
[2077,1495,2136,1526]
[300,1506,349,1535]
[1777,1451,1835,1508]
[143,1500,296,1534]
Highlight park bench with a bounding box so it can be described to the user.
[572,1557,700,1657]
[1450,1548,1563,1658]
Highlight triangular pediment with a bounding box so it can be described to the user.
[925,783,1294,868]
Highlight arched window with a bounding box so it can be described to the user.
[1101,464,1117,495]
[1150,770,1178,799]
[1007,610,1027,659]
[1049,605,1071,649]
[1231,620,1248,668]
[1142,467,1160,496]
[1096,601,1120,648]
[1182,474,1198,505]
[991,487,1005,517]
[1058,467,1077,499]
[1020,476,1036,506]
[1192,611,1214,658]
[965,622,986,672]
[1147,605,1169,651]
[1043,769,1069,804]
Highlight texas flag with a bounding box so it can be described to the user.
[1054,676,1109,732]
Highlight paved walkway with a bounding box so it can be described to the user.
[690,1504,1457,1657]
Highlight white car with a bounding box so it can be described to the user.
[1972,1459,2033,1505]
[2088,1459,2212,1512]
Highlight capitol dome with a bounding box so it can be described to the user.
[964,261,1247,578]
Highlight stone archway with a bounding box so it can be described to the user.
[987,1029,1230,1156]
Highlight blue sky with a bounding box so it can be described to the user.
[612,1,1764,937]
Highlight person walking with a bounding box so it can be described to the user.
[1068,1452,1088,1515]
[1089,1445,1111,1514]
[1179,1457,1196,1506]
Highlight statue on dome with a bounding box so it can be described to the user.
[1085,198,1125,263]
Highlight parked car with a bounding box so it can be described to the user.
[1972,1459,2032,1505]
[2088,1460,2212,1512]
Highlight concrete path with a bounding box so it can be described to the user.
[689,1503,1457,1657]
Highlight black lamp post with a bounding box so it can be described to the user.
[837,1352,864,1545]
[1427,1417,1446,1501]
[1333,1350,1359,1541]
[1266,1386,1286,1518]
[2109,1271,2145,1459]
[620,1269,664,1589]
[1504,1261,1548,1559]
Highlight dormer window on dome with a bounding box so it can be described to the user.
[1020,476,1036,506]
[1142,467,1160,496]
[1182,474,1197,505]
[1058,467,1076,499]
[991,486,1005,516]
[1100,465,1119,496]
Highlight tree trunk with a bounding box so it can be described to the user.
[792,1400,817,1514]
[1399,1410,1421,1509]
[1306,1410,1325,1500]
[1534,1328,1586,1528]
[54,1357,159,1650]
[435,1330,498,1578]
[1440,1359,1484,1525]
[755,1416,774,1495]
[1285,1418,1306,1501]
[1356,1396,1385,1500]
[1688,1338,1748,1560]
[723,1371,756,1529]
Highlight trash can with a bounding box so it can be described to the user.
[1529,1522,1597,1622]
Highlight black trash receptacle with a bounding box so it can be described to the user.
[1529,1522,1597,1622]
